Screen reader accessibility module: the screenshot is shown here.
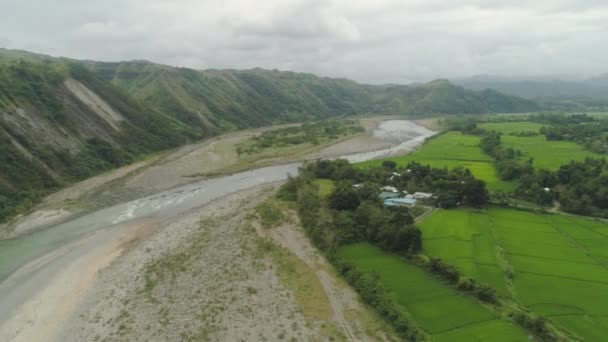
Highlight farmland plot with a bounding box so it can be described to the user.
[338,243,527,341]
[419,208,608,341]
[356,132,515,191]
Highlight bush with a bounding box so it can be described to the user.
[510,310,557,341]
[255,201,285,228]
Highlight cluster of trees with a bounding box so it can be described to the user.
[279,160,423,254]
[539,121,608,154]
[479,131,533,181]
[413,256,498,304]
[237,120,363,155]
[365,161,489,208]
[517,158,608,216]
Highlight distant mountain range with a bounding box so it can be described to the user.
[455,75,608,111]
[0,48,540,222]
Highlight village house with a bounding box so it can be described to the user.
[411,192,433,199]
[384,197,417,207]
[379,191,400,200]
[382,186,399,193]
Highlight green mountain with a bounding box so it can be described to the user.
[373,80,539,115]
[86,61,540,124]
[86,61,376,132]
[0,49,539,223]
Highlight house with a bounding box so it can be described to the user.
[382,186,399,193]
[379,191,400,200]
[412,192,433,199]
[384,197,417,207]
[389,172,402,180]
[353,184,362,188]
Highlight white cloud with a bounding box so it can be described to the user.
[0,0,607,83]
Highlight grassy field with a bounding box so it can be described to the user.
[478,121,546,134]
[356,132,515,192]
[500,135,603,170]
[313,179,335,198]
[338,243,527,341]
[478,121,603,170]
[418,208,608,341]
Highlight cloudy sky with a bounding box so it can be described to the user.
[1,0,607,83]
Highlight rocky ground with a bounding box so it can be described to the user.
[54,186,396,341]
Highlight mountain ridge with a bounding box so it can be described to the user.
[0,48,539,223]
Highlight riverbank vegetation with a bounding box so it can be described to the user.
[236,120,364,157]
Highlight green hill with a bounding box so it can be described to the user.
[87,61,540,124]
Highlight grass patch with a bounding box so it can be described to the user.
[418,207,608,341]
[255,200,286,228]
[478,122,546,135]
[256,238,338,334]
[313,179,335,198]
[237,120,364,159]
[337,243,527,340]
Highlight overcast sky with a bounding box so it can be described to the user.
[1,0,607,83]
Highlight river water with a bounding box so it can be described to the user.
[0,120,434,283]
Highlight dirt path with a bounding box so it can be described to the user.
[262,219,395,341]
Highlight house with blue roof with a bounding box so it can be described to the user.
[384,197,417,207]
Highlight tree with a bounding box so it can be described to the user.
[329,185,361,211]
[382,160,397,170]
[462,179,488,207]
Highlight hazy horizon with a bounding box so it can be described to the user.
[1,1,607,84]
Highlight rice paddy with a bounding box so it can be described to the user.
[338,243,527,341]
[479,121,603,170]
[418,208,608,341]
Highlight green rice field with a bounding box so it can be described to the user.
[500,135,603,170]
[418,208,608,341]
[356,132,515,192]
[478,121,546,134]
[338,243,527,341]
[479,121,603,170]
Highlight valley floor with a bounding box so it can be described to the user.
[0,117,433,341]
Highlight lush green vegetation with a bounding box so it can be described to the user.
[0,48,541,224]
[313,179,335,198]
[275,160,558,340]
[0,59,201,223]
[357,132,515,191]
[500,134,602,170]
[535,114,608,154]
[338,243,527,341]
[237,120,364,155]
[418,207,608,341]
[478,121,546,135]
